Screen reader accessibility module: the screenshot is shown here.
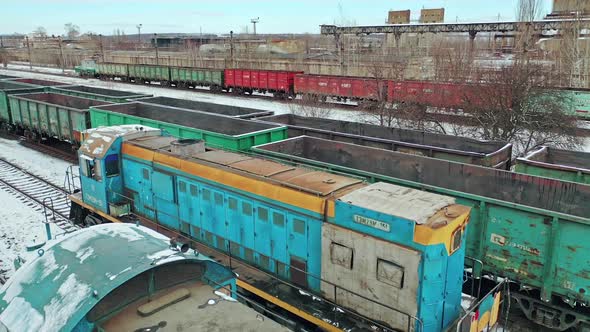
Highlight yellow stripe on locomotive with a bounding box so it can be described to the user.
[74,126,471,332]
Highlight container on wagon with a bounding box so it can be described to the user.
[89,102,287,151]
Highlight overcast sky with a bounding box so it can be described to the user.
[1,0,553,36]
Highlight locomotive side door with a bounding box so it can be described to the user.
[139,167,155,220]
[287,215,309,288]
[270,210,288,278]
[254,204,272,271]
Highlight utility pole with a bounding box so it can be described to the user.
[230,30,234,67]
[136,24,142,45]
[99,34,104,62]
[154,33,159,65]
[58,36,64,73]
[251,17,260,36]
[26,36,32,69]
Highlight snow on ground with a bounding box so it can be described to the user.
[0,66,361,118]
[0,138,73,186]
[0,138,71,281]
[0,189,63,281]
[4,63,75,75]
[1,66,589,153]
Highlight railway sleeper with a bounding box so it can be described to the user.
[513,292,589,331]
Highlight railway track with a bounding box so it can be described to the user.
[0,157,78,233]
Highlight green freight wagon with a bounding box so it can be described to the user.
[96,63,129,80]
[515,146,590,184]
[74,59,97,77]
[568,88,590,120]
[252,136,590,331]
[257,114,513,169]
[90,102,287,151]
[0,80,45,126]
[136,96,273,119]
[540,88,590,120]
[169,67,224,91]
[8,93,111,143]
[9,78,70,88]
[128,64,170,84]
[51,85,152,103]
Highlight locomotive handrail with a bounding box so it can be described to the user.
[104,188,425,331]
[455,279,511,332]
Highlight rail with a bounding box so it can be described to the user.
[0,157,78,233]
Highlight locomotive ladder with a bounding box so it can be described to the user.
[0,157,79,233]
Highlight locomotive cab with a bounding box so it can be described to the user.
[74,125,162,224]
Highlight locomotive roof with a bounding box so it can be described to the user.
[0,224,219,332]
[127,136,365,197]
[338,182,460,226]
[80,125,161,158]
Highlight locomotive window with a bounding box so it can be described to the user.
[80,159,90,177]
[242,202,253,216]
[105,154,119,177]
[273,212,285,227]
[202,189,211,201]
[178,181,186,193]
[451,227,463,254]
[228,197,238,211]
[293,218,306,235]
[377,259,404,288]
[330,242,353,270]
[93,162,102,182]
[142,169,150,180]
[190,185,198,197]
[258,207,268,222]
[214,193,223,205]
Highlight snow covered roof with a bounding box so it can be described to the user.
[338,182,456,225]
[0,224,214,332]
[79,125,161,158]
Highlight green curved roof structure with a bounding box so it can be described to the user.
[0,224,223,332]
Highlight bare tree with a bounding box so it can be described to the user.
[516,0,543,22]
[459,60,582,157]
[558,2,587,88]
[432,43,476,82]
[64,23,80,39]
[0,48,8,68]
[515,0,544,53]
[290,95,334,118]
[32,26,47,39]
[361,60,408,127]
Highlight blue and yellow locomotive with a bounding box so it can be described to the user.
[69,125,472,331]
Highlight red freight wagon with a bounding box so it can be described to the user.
[387,80,493,109]
[224,69,302,97]
[294,74,386,101]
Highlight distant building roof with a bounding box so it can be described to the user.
[0,224,217,332]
